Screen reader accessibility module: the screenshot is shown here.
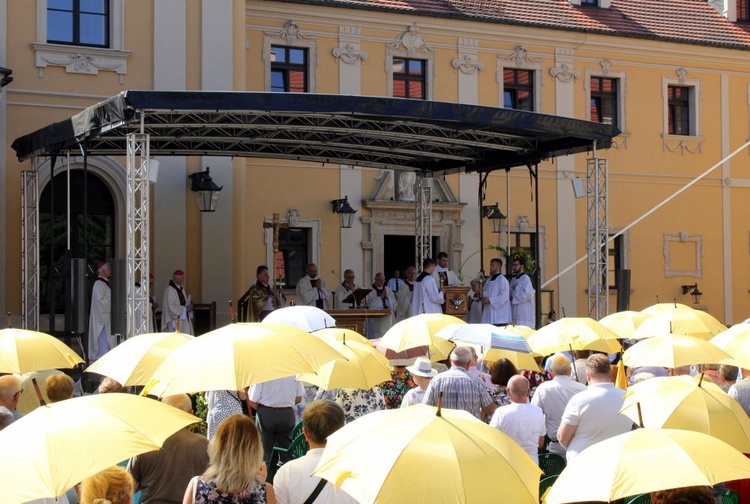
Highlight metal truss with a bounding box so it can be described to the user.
[126,133,150,339]
[415,178,433,271]
[21,170,40,330]
[587,155,609,320]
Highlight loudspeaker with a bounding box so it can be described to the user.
[616,269,631,312]
[65,257,88,335]
[571,178,586,199]
[110,259,128,339]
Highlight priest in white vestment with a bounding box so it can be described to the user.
[396,266,417,322]
[432,251,460,288]
[88,262,113,362]
[296,263,332,309]
[412,259,444,315]
[333,269,359,309]
[510,257,536,328]
[482,258,511,325]
[162,269,194,334]
[364,272,396,338]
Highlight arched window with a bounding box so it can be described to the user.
[39,170,115,314]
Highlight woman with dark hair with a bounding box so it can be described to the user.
[650,486,714,504]
[183,414,275,504]
[488,358,519,407]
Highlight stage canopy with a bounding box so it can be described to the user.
[12,91,618,174]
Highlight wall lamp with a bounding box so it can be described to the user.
[681,283,703,305]
[482,203,506,233]
[331,196,357,229]
[189,167,223,212]
[0,67,13,89]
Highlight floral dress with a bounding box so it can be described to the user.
[522,369,552,399]
[379,370,416,409]
[193,477,267,504]
[315,387,387,423]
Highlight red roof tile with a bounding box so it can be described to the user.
[276,0,750,50]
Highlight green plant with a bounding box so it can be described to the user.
[191,391,208,436]
[490,245,536,273]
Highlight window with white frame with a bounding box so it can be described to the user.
[392,58,427,100]
[47,0,109,48]
[270,46,308,93]
[497,54,542,112]
[585,67,627,132]
[662,76,701,137]
[263,23,317,93]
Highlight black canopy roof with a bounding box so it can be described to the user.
[12,91,619,174]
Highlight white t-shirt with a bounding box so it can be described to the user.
[560,382,633,461]
[273,448,359,504]
[401,387,427,407]
[248,377,304,408]
[489,402,546,464]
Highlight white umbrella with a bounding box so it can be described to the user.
[435,323,532,353]
[262,305,336,332]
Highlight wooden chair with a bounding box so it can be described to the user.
[538,452,566,477]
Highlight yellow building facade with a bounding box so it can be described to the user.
[2,0,750,330]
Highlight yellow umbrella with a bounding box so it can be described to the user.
[632,307,726,340]
[312,328,371,346]
[641,302,694,314]
[622,334,731,369]
[527,317,622,357]
[620,375,750,452]
[85,332,194,386]
[379,314,463,360]
[599,311,652,339]
[710,323,750,369]
[297,340,391,390]
[143,322,343,396]
[314,403,542,504]
[544,428,750,504]
[615,360,628,390]
[0,393,199,502]
[0,328,83,374]
[482,348,542,372]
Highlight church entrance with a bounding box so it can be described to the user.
[383,235,439,281]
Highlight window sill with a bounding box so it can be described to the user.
[32,43,132,84]
[661,134,703,155]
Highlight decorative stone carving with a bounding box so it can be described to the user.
[397,172,417,201]
[517,215,530,231]
[600,59,612,75]
[663,138,702,155]
[372,171,395,200]
[663,232,702,277]
[389,23,435,56]
[264,21,316,45]
[507,46,540,67]
[32,43,131,84]
[550,62,580,82]
[676,67,688,83]
[451,54,485,74]
[287,208,300,227]
[332,43,368,64]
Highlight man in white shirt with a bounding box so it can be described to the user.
[412,258,444,315]
[481,258,511,325]
[558,353,634,461]
[531,354,587,455]
[396,266,417,322]
[432,251,460,288]
[248,376,304,466]
[274,400,357,504]
[364,272,396,338]
[510,257,535,328]
[728,368,750,415]
[333,269,359,309]
[296,263,332,309]
[490,375,546,464]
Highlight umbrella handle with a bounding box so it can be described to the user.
[31,377,46,406]
[6,312,10,329]
[229,300,235,323]
[436,391,443,417]
[175,319,181,333]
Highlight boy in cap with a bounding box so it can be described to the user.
[401,357,438,407]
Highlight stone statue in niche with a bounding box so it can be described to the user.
[397,172,417,201]
[372,170,395,200]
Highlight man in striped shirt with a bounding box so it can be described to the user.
[422,346,496,420]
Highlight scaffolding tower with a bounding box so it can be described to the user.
[126,133,151,339]
[21,170,40,330]
[415,177,433,269]
[587,152,609,320]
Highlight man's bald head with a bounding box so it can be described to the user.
[161,394,193,413]
[507,375,530,402]
[0,376,22,408]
